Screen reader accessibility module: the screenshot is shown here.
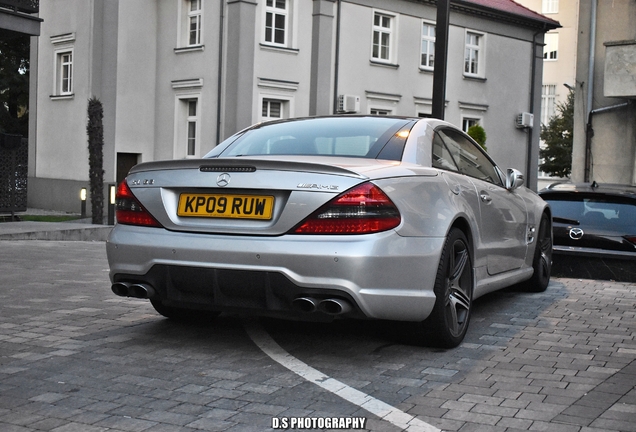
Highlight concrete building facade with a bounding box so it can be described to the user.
[571,0,636,185]
[515,0,578,187]
[29,0,558,214]
[516,0,578,125]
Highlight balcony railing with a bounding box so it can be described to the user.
[0,0,38,14]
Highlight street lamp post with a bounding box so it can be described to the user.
[432,0,450,120]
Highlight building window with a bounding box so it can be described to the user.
[262,98,287,121]
[264,0,288,46]
[464,31,484,77]
[55,50,73,95]
[543,33,558,61]
[421,21,435,70]
[174,96,200,158]
[541,85,557,125]
[372,12,395,62]
[186,100,198,156]
[462,117,481,133]
[370,108,391,116]
[177,0,203,49]
[542,0,558,14]
[188,0,202,46]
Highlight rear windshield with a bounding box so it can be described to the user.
[544,196,636,231]
[213,117,415,161]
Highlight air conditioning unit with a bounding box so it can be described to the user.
[337,94,360,113]
[515,112,534,129]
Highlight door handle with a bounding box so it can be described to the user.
[480,194,492,203]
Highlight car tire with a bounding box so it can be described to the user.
[524,213,552,293]
[150,299,220,321]
[421,227,473,348]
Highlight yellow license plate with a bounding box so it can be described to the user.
[177,193,275,220]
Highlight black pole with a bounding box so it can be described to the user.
[332,0,342,114]
[432,0,450,120]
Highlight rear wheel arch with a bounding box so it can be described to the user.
[449,217,475,260]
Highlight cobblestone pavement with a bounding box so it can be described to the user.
[0,240,634,432]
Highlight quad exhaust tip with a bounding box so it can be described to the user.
[292,296,352,315]
[111,282,156,299]
[318,298,352,315]
[292,297,318,313]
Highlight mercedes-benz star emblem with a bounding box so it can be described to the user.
[216,173,231,187]
[569,227,584,240]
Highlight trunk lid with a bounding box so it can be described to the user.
[125,157,414,235]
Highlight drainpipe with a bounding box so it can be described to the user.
[332,0,341,114]
[584,0,597,182]
[216,0,226,145]
[527,26,545,190]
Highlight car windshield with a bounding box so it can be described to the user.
[545,197,636,230]
[214,117,415,161]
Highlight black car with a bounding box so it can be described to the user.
[539,182,636,282]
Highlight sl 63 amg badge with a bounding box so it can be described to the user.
[297,183,339,190]
[130,179,154,186]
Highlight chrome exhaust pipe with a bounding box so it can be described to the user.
[128,283,156,299]
[111,282,131,297]
[292,297,318,313]
[318,298,352,315]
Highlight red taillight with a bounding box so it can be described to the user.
[292,182,401,234]
[115,180,162,227]
[625,235,636,246]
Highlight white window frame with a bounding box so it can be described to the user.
[264,0,289,47]
[543,33,558,61]
[542,0,559,14]
[186,99,198,156]
[174,94,201,159]
[541,84,557,125]
[371,10,398,64]
[420,20,435,71]
[54,48,74,96]
[262,99,284,121]
[177,0,204,49]
[188,0,203,46]
[461,116,482,134]
[370,108,392,116]
[258,93,294,123]
[464,30,485,78]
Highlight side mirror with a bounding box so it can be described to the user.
[506,168,524,191]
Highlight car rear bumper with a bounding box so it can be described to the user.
[106,224,445,322]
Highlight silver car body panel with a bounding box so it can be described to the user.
[107,224,443,321]
[108,117,549,322]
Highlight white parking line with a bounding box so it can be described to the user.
[244,320,441,432]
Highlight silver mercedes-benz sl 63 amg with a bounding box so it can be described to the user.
[107,116,552,347]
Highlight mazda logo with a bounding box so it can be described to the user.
[569,227,584,240]
[216,173,231,187]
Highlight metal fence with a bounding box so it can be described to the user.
[0,133,28,216]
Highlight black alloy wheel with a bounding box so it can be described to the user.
[525,213,552,292]
[422,227,474,348]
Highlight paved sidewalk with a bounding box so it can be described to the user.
[0,241,634,432]
[0,221,111,241]
[0,209,111,241]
